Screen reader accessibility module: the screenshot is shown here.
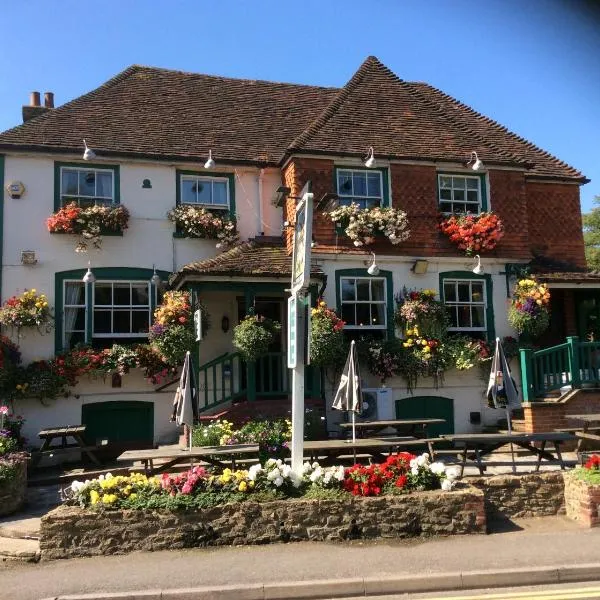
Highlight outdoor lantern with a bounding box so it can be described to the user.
[467,151,483,171]
[221,315,230,333]
[367,252,380,276]
[204,149,216,170]
[364,147,376,168]
[82,262,96,284]
[83,139,96,161]
[472,255,484,275]
[150,265,161,286]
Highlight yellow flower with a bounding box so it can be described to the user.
[311,308,317,315]
[238,481,247,492]
[129,493,137,500]
[423,346,431,353]
[406,329,413,336]
[249,480,255,489]
[90,490,100,505]
[319,301,326,307]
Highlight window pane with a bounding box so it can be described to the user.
[341,304,355,325]
[356,280,370,301]
[367,173,381,197]
[65,281,85,305]
[444,283,456,302]
[466,178,479,190]
[341,279,355,301]
[131,284,149,306]
[96,172,112,199]
[457,306,471,328]
[467,190,479,203]
[457,283,471,302]
[195,180,211,204]
[447,307,458,328]
[453,188,465,202]
[356,304,370,327]
[371,280,385,301]
[471,282,484,302]
[113,283,131,306]
[212,181,228,206]
[371,303,385,327]
[353,172,367,196]
[66,331,85,349]
[62,170,78,196]
[79,171,96,197]
[453,203,466,214]
[439,202,452,213]
[113,310,130,334]
[452,177,466,190]
[440,188,452,201]
[94,283,112,306]
[365,197,380,209]
[338,172,352,194]
[64,307,85,332]
[439,176,452,188]
[472,306,485,328]
[181,179,196,203]
[132,310,150,333]
[94,310,111,333]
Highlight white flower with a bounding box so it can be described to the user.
[334,466,345,481]
[411,466,419,476]
[441,479,455,491]
[416,454,429,467]
[281,464,292,478]
[267,468,281,481]
[70,480,85,493]
[312,461,319,469]
[274,476,284,487]
[445,466,460,481]
[430,462,446,476]
[265,459,277,468]
[409,458,418,470]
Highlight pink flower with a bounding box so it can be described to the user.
[0,406,9,415]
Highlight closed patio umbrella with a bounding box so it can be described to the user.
[171,351,198,451]
[332,340,363,443]
[486,337,520,471]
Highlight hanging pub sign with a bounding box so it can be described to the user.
[291,181,314,295]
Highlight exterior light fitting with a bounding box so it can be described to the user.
[83,139,96,161]
[150,265,161,286]
[467,151,483,171]
[82,261,96,284]
[204,149,215,170]
[367,252,380,276]
[412,259,429,275]
[272,186,291,208]
[364,147,376,168]
[472,255,484,275]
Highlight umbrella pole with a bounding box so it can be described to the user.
[506,407,516,474]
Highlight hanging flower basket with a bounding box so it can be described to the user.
[439,211,504,256]
[327,203,410,247]
[394,288,449,339]
[233,314,281,362]
[167,205,239,249]
[309,300,346,368]
[0,289,53,335]
[47,202,129,252]
[508,277,551,338]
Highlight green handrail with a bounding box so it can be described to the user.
[197,352,246,412]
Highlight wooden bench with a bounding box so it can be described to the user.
[31,425,101,468]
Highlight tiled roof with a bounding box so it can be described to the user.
[170,237,323,286]
[537,272,600,284]
[0,57,584,180]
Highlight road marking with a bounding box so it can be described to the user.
[425,586,600,600]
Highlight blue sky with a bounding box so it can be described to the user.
[1,0,598,210]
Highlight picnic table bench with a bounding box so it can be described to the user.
[441,432,576,476]
[30,425,101,468]
[565,414,600,452]
[338,418,445,440]
[117,444,260,475]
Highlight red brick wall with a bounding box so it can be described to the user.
[526,181,586,268]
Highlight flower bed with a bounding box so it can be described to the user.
[564,455,600,527]
[0,455,27,517]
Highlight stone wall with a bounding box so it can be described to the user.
[40,485,485,559]
[0,459,27,517]
[564,472,600,527]
[467,472,565,520]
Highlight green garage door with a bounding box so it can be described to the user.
[395,396,454,438]
[82,401,154,459]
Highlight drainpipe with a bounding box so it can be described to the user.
[257,168,264,236]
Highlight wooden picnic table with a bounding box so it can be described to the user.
[117,444,260,475]
[303,437,438,465]
[31,425,101,468]
[440,432,576,476]
[338,418,445,440]
[565,414,600,452]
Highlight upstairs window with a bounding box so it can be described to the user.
[438,174,483,214]
[340,277,387,329]
[59,166,116,206]
[336,169,385,209]
[180,175,230,209]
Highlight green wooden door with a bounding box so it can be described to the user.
[82,401,154,458]
[395,396,454,438]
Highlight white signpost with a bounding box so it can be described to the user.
[289,182,313,474]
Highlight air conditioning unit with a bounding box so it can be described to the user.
[343,388,394,422]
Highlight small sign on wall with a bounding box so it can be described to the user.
[194,309,203,342]
[5,181,25,199]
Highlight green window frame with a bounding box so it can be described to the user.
[437,172,487,214]
[439,271,495,341]
[176,169,236,215]
[55,267,169,352]
[335,268,394,337]
[334,167,390,208]
[54,162,120,210]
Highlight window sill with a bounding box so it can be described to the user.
[172,232,214,240]
[49,230,124,237]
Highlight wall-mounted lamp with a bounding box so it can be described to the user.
[272,186,291,208]
[411,259,429,275]
[472,255,484,275]
[82,261,95,284]
[150,265,161,286]
[311,240,317,248]
[364,147,376,168]
[221,315,230,333]
[367,252,380,276]
[467,151,483,171]
[83,139,96,161]
[204,149,216,170]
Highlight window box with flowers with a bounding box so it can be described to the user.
[439,211,504,256]
[47,202,130,252]
[327,203,410,247]
[168,205,239,249]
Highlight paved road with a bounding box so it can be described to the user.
[1,516,599,600]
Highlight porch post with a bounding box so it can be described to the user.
[519,347,534,402]
[245,287,256,401]
[567,336,581,388]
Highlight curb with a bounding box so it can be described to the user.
[40,563,600,600]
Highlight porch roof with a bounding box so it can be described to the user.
[170,237,324,287]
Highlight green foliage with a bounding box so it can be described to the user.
[233,314,281,362]
[507,305,550,337]
[583,196,600,271]
[309,302,346,369]
[150,324,196,365]
[575,467,600,486]
[192,420,235,447]
[301,486,348,501]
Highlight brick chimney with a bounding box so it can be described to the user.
[22,90,54,122]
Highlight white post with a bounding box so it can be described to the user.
[291,352,305,474]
